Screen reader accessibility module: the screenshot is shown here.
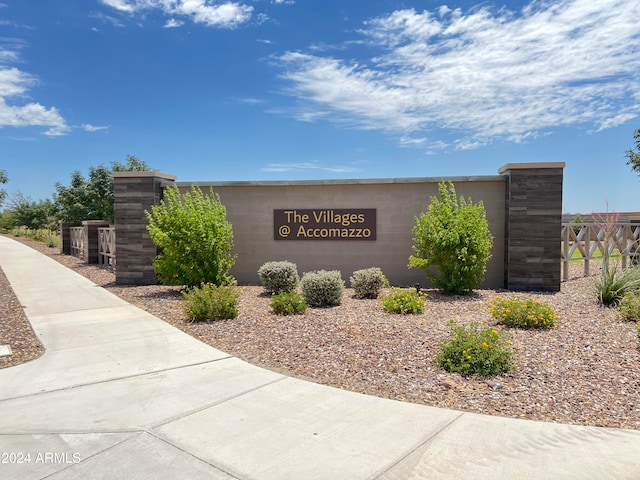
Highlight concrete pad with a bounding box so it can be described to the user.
[48,432,238,480]
[0,432,135,480]
[0,357,284,433]
[155,377,461,480]
[0,320,231,400]
[12,284,126,317]
[28,305,201,352]
[379,412,640,480]
[0,345,12,357]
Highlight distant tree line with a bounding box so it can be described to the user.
[0,155,151,232]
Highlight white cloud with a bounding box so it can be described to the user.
[164,18,184,28]
[100,0,253,28]
[277,0,640,150]
[81,123,110,132]
[262,162,360,173]
[0,64,69,136]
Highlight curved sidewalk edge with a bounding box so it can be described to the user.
[0,235,639,480]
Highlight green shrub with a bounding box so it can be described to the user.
[409,181,493,294]
[258,261,300,294]
[300,270,344,307]
[489,294,557,329]
[181,283,239,321]
[350,267,389,299]
[618,291,640,321]
[380,288,426,314]
[436,322,515,375]
[145,186,236,287]
[270,291,308,315]
[594,263,640,306]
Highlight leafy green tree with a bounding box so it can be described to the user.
[626,128,640,176]
[8,194,58,232]
[55,155,150,224]
[0,169,8,208]
[145,186,236,287]
[409,181,493,294]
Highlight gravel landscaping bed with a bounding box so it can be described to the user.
[3,235,640,430]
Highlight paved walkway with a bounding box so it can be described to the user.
[1,236,639,480]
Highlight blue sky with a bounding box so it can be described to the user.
[1,0,639,214]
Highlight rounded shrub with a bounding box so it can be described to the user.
[436,322,515,375]
[409,181,493,294]
[181,283,239,321]
[270,291,308,315]
[380,288,426,314]
[258,261,300,295]
[300,270,344,307]
[350,267,389,299]
[489,294,557,329]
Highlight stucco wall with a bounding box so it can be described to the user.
[176,177,506,288]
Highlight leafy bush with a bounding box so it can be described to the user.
[618,291,640,321]
[145,186,236,287]
[182,283,239,321]
[258,261,300,294]
[593,263,640,306]
[350,267,388,299]
[436,322,515,375]
[489,294,557,329]
[409,181,493,295]
[380,288,426,314]
[300,270,344,307]
[270,291,308,315]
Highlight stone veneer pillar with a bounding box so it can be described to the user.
[500,162,565,292]
[82,220,110,264]
[113,171,176,285]
[59,221,72,255]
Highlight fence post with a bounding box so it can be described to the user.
[59,221,72,255]
[112,171,177,285]
[81,220,110,264]
[500,162,565,292]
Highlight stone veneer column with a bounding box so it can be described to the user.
[113,171,176,285]
[59,221,72,255]
[82,220,110,264]
[500,162,565,292]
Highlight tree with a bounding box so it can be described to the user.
[626,128,640,176]
[0,169,8,208]
[145,186,236,287]
[409,181,493,294]
[55,155,151,224]
[8,194,58,232]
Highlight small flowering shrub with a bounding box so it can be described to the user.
[301,270,345,307]
[270,291,308,316]
[436,322,515,375]
[258,261,300,295]
[182,283,239,321]
[380,288,426,314]
[489,295,557,329]
[350,267,389,299]
[618,291,640,321]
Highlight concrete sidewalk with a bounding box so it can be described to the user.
[0,235,639,480]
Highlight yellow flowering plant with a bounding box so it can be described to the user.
[489,294,557,329]
[436,321,514,375]
[380,287,427,314]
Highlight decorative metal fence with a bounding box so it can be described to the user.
[70,227,84,258]
[561,223,640,280]
[98,227,116,267]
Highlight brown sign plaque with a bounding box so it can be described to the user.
[274,209,376,240]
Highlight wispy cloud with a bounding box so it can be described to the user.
[0,51,70,136]
[262,162,360,173]
[80,123,110,132]
[277,0,640,150]
[100,0,254,28]
[164,18,184,28]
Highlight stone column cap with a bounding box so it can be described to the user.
[113,171,177,180]
[498,162,566,174]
